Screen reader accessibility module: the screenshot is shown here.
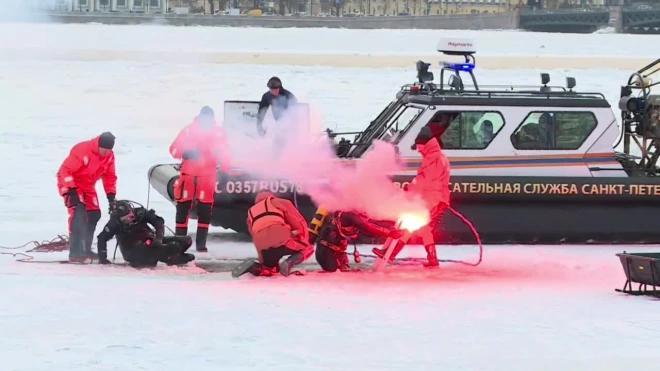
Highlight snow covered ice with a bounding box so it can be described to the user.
[1,23,660,371]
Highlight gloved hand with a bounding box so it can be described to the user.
[182,149,200,160]
[388,228,404,239]
[107,193,116,214]
[64,188,81,209]
[99,257,111,265]
[257,124,267,137]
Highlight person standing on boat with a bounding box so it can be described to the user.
[256,77,297,156]
[170,106,232,253]
[315,210,402,272]
[372,126,451,268]
[56,132,117,263]
[256,77,297,136]
[232,191,313,278]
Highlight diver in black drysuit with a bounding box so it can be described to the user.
[96,200,195,268]
[256,76,297,138]
[315,211,401,272]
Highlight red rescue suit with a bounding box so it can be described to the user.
[56,133,117,260]
[170,107,231,252]
[374,128,450,267]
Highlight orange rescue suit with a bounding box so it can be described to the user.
[246,192,310,263]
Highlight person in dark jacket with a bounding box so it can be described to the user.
[256,76,297,137]
[96,200,195,268]
[315,210,402,272]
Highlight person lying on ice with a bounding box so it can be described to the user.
[96,200,195,268]
[232,191,313,278]
[315,210,402,272]
[372,126,451,268]
[57,132,117,263]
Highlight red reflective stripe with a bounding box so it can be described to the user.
[175,222,188,228]
[198,223,210,228]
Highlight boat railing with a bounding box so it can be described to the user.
[429,87,607,100]
[469,84,568,92]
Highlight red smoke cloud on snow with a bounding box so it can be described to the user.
[224,105,430,222]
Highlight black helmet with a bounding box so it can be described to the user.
[115,200,136,225]
[267,77,282,89]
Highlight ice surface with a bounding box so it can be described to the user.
[2,242,659,371]
[1,23,659,371]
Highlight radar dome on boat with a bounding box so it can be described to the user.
[436,38,477,56]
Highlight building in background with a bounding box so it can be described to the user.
[38,0,619,15]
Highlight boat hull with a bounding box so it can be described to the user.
[148,164,660,245]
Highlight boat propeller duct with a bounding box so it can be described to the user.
[618,58,660,175]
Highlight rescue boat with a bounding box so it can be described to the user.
[148,38,660,245]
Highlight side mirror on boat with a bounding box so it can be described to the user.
[540,73,550,86]
[566,77,576,91]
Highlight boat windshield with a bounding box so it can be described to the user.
[349,103,425,158]
[391,105,426,144]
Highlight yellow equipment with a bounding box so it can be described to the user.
[307,205,329,244]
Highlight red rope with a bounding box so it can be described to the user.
[0,235,70,261]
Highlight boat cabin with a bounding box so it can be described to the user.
[331,38,626,178]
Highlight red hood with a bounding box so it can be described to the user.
[194,116,218,130]
[418,137,441,158]
[89,136,101,155]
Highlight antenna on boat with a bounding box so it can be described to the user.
[436,38,478,91]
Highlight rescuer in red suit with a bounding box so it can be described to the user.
[170,106,232,252]
[57,132,117,262]
[372,126,451,267]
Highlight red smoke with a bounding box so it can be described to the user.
[224,105,430,223]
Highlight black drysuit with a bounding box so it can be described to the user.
[97,207,194,268]
[316,211,396,272]
[256,88,297,128]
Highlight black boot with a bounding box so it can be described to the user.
[372,239,405,263]
[423,245,439,268]
[195,227,209,252]
[174,201,191,237]
[232,259,268,278]
[68,205,87,260]
[166,253,195,266]
[84,210,101,260]
[279,252,305,277]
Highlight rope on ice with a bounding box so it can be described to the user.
[0,235,70,262]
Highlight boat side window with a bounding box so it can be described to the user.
[511,111,597,150]
[425,111,505,149]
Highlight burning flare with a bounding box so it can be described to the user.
[396,212,430,233]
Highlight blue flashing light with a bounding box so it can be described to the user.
[441,62,475,72]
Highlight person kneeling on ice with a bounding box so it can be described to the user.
[96,200,196,268]
[316,210,402,272]
[232,191,313,278]
[372,126,451,268]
